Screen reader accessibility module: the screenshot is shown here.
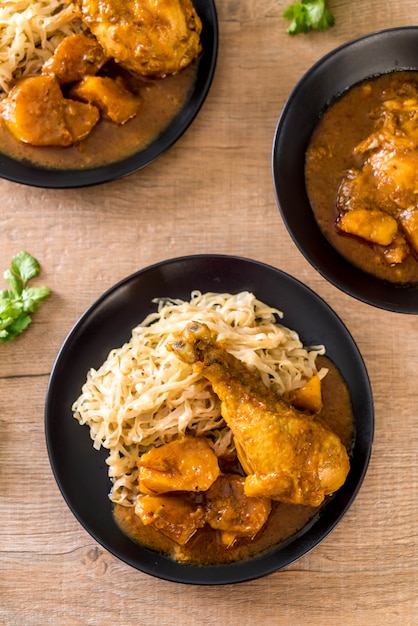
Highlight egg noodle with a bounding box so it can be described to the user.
[72,291,326,506]
[0,0,84,95]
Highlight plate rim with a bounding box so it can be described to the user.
[45,253,374,584]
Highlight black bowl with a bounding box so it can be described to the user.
[45,254,373,585]
[0,0,218,188]
[272,27,418,313]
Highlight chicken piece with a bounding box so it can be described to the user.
[336,86,418,265]
[138,436,220,495]
[135,494,206,544]
[0,76,99,146]
[70,76,141,124]
[42,34,108,84]
[399,208,418,256]
[356,94,418,154]
[170,322,350,508]
[205,474,271,547]
[136,472,270,547]
[381,232,410,264]
[337,208,398,246]
[73,0,202,77]
[337,150,418,218]
[336,167,375,214]
[367,149,418,209]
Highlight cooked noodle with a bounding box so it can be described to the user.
[0,0,84,95]
[72,291,327,506]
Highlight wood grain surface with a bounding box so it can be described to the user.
[1,1,417,624]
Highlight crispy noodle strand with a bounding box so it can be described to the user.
[72,291,326,506]
[0,0,84,95]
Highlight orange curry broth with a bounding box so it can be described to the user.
[305,71,418,285]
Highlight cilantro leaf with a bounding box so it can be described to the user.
[0,251,50,342]
[3,268,23,297]
[11,250,40,284]
[1,315,32,341]
[283,0,335,35]
[20,286,50,314]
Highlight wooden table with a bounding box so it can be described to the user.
[1,1,417,624]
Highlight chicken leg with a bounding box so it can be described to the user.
[170,322,350,507]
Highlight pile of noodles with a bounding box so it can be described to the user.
[0,0,84,95]
[72,291,327,506]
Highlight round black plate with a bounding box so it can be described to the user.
[272,27,418,313]
[0,0,218,188]
[45,255,374,584]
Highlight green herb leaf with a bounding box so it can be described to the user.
[11,250,40,285]
[21,286,51,313]
[0,251,50,342]
[3,268,23,296]
[283,0,335,35]
[1,315,32,341]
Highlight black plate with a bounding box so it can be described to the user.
[0,0,218,188]
[45,255,374,585]
[272,27,418,313]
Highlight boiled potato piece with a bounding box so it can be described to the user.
[138,436,220,495]
[0,76,73,146]
[70,76,141,124]
[337,208,398,245]
[289,373,323,413]
[0,76,99,146]
[42,33,108,84]
[63,99,100,142]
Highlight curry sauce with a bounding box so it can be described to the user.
[306,71,418,284]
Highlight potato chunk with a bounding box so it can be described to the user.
[63,99,100,142]
[42,33,108,84]
[289,373,323,413]
[138,437,221,495]
[0,76,99,146]
[337,208,398,245]
[0,76,72,146]
[70,76,141,124]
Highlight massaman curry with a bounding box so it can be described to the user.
[306,71,418,284]
[115,322,354,566]
[0,0,202,169]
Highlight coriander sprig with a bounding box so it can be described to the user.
[283,0,335,35]
[0,251,50,342]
